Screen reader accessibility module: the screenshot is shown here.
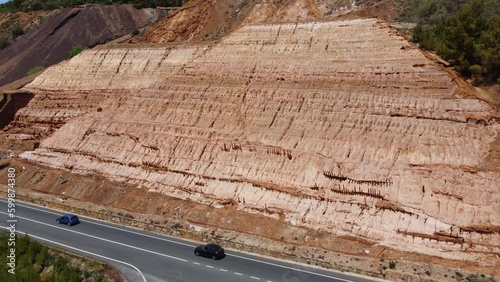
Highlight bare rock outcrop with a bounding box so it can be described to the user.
[13,19,500,264]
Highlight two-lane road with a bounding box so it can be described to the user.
[0,199,378,282]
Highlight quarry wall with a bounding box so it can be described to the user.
[13,19,500,264]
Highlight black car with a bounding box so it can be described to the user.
[194,243,225,260]
[56,214,80,226]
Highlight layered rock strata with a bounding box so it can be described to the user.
[14,19,500,263]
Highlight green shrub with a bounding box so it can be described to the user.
[389,260,397,269]
[43,1,61,10]
[11,23,24,38]
[36,247,50,267]
[27,66,45,75]
[69,46,86,58]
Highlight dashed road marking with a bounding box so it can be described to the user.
[235,272,243,276]
[2,200,356,282]
[228,252,355,281]
[206,265,214,269]
[193,262,200,265]
[220,269,228,272]
[251,276,260,280]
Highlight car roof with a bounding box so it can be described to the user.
[206,243,222,249]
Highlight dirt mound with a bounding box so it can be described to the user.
[137,0,256,43]
[137,0,393,43]
[0,5,159,87]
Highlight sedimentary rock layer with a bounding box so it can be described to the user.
[15,19,500,263]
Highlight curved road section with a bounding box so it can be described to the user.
[0,199,378,282]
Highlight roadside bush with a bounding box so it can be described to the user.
[69,45,86,58]
[388,260,396,269]
[27,66,45,75]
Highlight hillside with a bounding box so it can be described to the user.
[0,0,499,281]
[136,0,403,43]
[4,15,499,268]
[0,5,161,87]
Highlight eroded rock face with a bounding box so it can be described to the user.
[15,19,500,263]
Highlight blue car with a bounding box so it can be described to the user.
[56,214,80,226]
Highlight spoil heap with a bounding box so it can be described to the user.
[11,19,500,263]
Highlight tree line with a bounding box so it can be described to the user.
[403,0,499,84]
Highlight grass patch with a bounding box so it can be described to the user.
[69,46,86,58]
[26,66,45,76]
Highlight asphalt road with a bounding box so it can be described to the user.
[0,198,379,282]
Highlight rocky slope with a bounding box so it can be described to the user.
[0,5,160,87]
[137,0,398,43]
[9,18,499,265]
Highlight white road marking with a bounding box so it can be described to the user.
[0,226,147,282]
[227,252,354,282]
[193,262,200,265]
[235,272,243,276]
[206,265,214,269]
[4,199,356,282]
[0,211,187,262]
[220,269,228,272]
[251,276,261,280]
[0,199,194,247]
